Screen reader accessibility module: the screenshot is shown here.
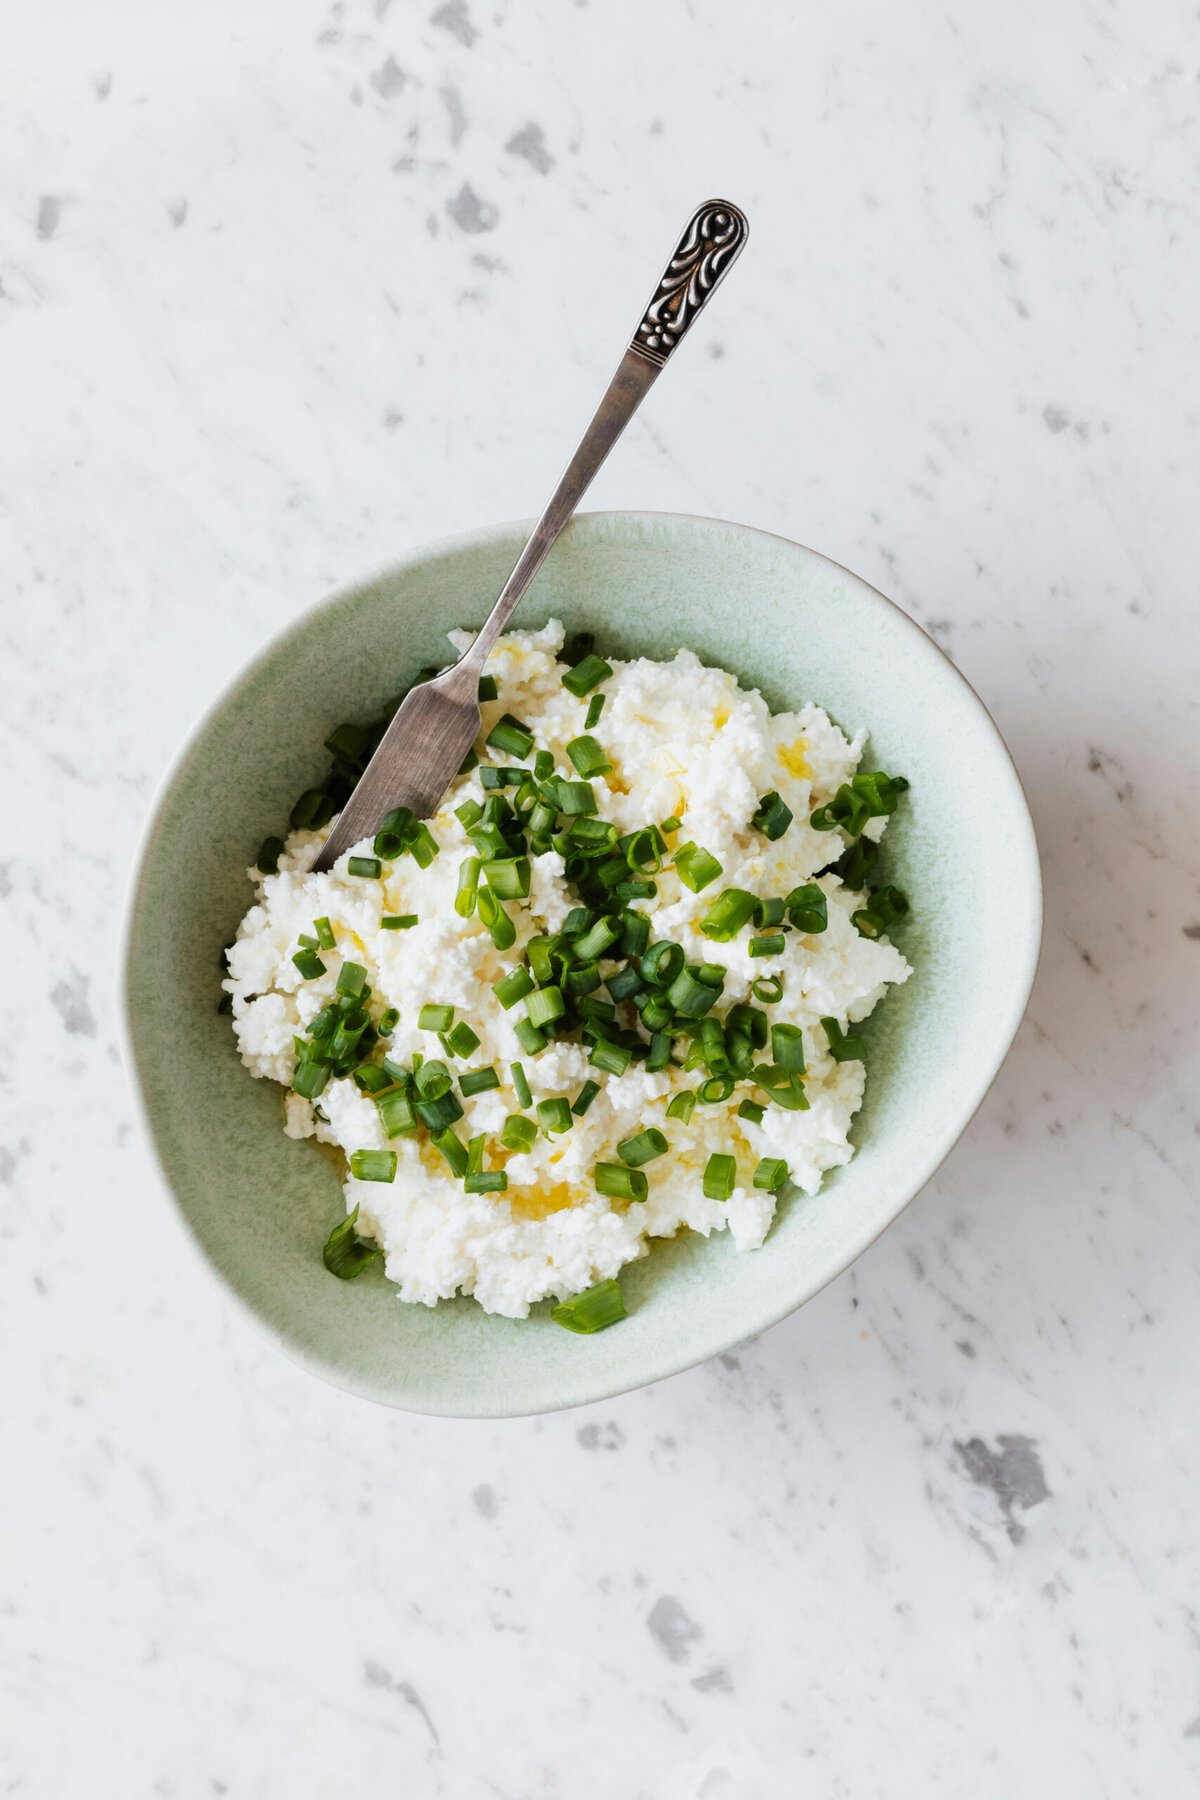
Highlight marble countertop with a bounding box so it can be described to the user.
[4,1,1198,1793]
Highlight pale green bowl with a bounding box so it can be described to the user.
[120,513,1041,1417]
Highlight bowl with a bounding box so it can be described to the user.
[120,512,1041,1416]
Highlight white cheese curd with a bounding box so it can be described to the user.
[226,619,912,1319]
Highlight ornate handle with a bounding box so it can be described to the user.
[630,199,749,366]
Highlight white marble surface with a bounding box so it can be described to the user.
[3,0,1199,1792]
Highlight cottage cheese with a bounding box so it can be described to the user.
[225,620,911,1318]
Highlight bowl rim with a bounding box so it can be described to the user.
[118,509,1043,1416]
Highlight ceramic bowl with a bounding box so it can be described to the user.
[120,513,1041,1416]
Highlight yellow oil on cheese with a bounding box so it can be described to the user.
[779,737,811,780]
[507,1179,579,1221]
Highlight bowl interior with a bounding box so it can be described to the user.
[122,513,1040,1415]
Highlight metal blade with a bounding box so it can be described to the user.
[312,668,482,871]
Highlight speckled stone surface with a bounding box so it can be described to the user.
[5,1,1200,1793]
[122,513,1040,1415]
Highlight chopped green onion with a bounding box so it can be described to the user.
[666,965,723,1019]
[771,1024,806,1072]
[477,674,498,701]
[754,1064,810,1111]
[313,916,336,949]
[483,857,531,900]
[594,1164,648,1202]
[292,948,326,980]
[702,1153,736,1200]
[456,798,484,830]
[757,897,786,928]
[566,734,613,777]
[616,879,656,902]
[752,974,784,1004]
[646,1031,672,1072]
[414,1089,465,1131]
[785,884,828,934]
[323,1205,383,1278]
[585,692,606,729]
[290,789,336,831]
[486,713,535,759]
[514,1017,546,1056]
[673,842,723,893]
[381,914,418,930]
[292,1058,331,1099]
[589,1040,632,1077]
[571,1080,601,1116]
[537,1097,573,1136]
[347,856,382,879]
[822,1016,866,1062]
[336,962,367,999]
[619,911,651,959]
[465,1170,507,1194]
[373,806,416,859]
[552,1277,627,1333]
[534,748,555,781]
[458,748,479,777]
[377,1006,400,1036]
[353,1063,394,1095]
[455,856,482,918]
[525,986,565,1029]
[754,1157,789,1191]
[432,1128,469,1177]
[751,790,794,839]
[494,965,535,1009]
[468,1132,486,1176]
[660,814,682,835]
[666,1090,697,1124]
[738,1099,765,1124]
[298,934,319,950]
[562,654,612,697]
[829,836,879,889]
[699,887,760,942]
[563,906,595,937]
[256,836,285,873]
[414,1058,452,1097]
[418,1002,454,1032]
[511,1062,532,1108]
[617,1127,668,1168]
[565,960,602,996]
[698,1074,735,1104]
[500,1113,537,1152]
[811,771,909,835]
[477,888,516,950]
[349,1149,397,1183]
[852,885,909,938]
[606,965,643,1003]
[325,722,371,765]
[376,1089,418,1136]
[573,914,622,962]
[459,1065,500,1097]
[445,1020,481,1059]
[554,779,597,816]
[407,823,439,868]
[562,630,595,666]
[749,933,785,958]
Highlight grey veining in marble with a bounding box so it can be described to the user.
[2,0,1198,1794]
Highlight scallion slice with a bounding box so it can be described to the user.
[594,1164,648,1202]
[455,856,482,918]
[525,986,565,1029]
[354,1063,394,1095]
[666,965,722,1019]
[483,857,531,900]
[290,789,336,831]
[323,1205,383,1278]
[292,1058,331,1099]
[313,916,336,949]
[852,885,909,938]
[376,1089,418,1136]
[785,884,828,933]
[537,1097,573,1136]
[377,1006,400,1036]
[552,1277,627,1332]
[617,1127,668,1168]
[373,806,416,859]
[566,734,613,777]
[822,1016,866,1062]
[486,713,535,759]
[751,790,794,840]
[589,1040,632,1077]
[645,1031,672,1072]
[418,1002,454,1033]
[737,1098,765,1124]
[702,1153,736,1201]
[292,948,326,980]
[445,1020,481,1059]
[456,798,484,830]
[494,965,535,1009]
[477,674,498,701]
[753,1064,810,1111]
[573,914,622,962]
[500,1113,537,1152]
[571,1079,601,1116]
[665,1090,696,1124]
[459,1065,501,1097]
[349,1149,398,1183]
[673,842,722,893]
[562,654,612,697]
[432,1128,469,1177]
[414,1088,465,1131]
[465,1170,507,1194]
[407,824,440,868]
[347,856,382,879]
[554,779,597,816]
[585,692,606,729]
[256,836,285,873]
[605,965,643,1003]
[510,1062,532,1108]
[698,1074,734,1103]
[381,913,418,930]
[514,1017,546,1056]
[699,887,760,942]
[477,888,516,950]
[771,1023,806,1072]
[749,933,785,958]
[752,974,784,1004]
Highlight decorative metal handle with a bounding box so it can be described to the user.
[630,200,749,367]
